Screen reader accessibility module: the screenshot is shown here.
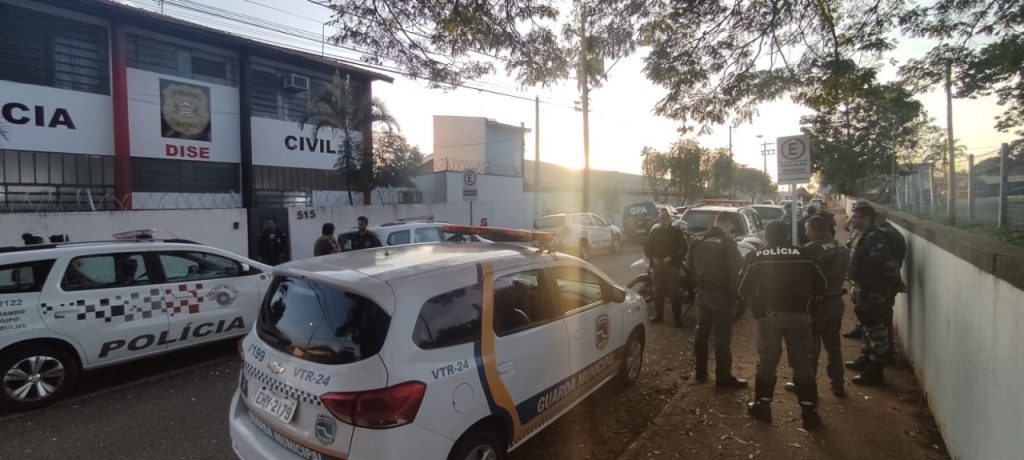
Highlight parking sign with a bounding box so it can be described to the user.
[462,170,478,202]
[776,135,811,185]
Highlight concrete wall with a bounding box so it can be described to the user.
[1,209,250,255]
[883,207,1024,460]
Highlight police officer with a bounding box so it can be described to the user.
[842,207,907,340]
[687,212,747,388]
[740,220,827,429]
[340,216,382,251]
[845,204,903,385]
[314,223,341,256]
[644,208,688,326]
[257,219,288,265]
[785,215,850,397]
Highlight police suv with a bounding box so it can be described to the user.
[0,237,271,409]
[532,212,623,260]
[230,226,648,460]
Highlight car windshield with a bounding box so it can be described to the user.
[256,276,390,365]
[755,207,785,220]
[682,210,721,233]
[534,215,566,229]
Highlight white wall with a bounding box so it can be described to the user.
[433,116,486,164]
[891,222,1023,460]
[285,203,477,260]
[1,209,249,255]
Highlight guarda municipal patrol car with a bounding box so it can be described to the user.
[0,236,271,410]
[230,225,649,460]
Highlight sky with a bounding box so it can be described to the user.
[124,0,1019,181]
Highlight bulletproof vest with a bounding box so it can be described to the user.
[803,239,850,297]
[688,227,738,289]
[739,245,823,316]
[848,227,898,285]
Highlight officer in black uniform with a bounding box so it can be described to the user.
[786,215,850,397]
[740,220,827,429]
[687,211,747,388]
[340,216,383,251]
[644,208,688,326]
[845,204,903,385]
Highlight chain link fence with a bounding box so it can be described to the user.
[888,142,1024,227]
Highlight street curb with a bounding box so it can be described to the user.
[616,376,691,460]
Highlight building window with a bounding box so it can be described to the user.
[127,34,237,87]
[249,64,364,122]
[131,158,240,194]
[0,4,110,95]
[0,150,115,213]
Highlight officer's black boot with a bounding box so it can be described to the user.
[842,325,863,340]
[852,362,885,386]
[747,380,773,423]
[844,354,870,372]
[801,405,822,430]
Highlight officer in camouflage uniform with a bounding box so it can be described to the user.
[845,204,903,385]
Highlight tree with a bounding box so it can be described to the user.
[640,146,673,202]
[668,140,708,204]
[299,71,398,205]
[705,151,735,197]
[900,0,1024,135]
[731,167,776,201]
[642,1,906,132]
[802,78,925,196]
[371,130,424,190]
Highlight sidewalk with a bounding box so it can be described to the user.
[619,218,950,460]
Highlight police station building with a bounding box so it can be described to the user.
[0,0,394,250]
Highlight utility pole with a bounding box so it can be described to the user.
[728,126,733,158]
[579,5,592,212]
[534,96,540,219]
[945,62,956,223]
[760,141,775,174]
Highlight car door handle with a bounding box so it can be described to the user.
[497,362,515,375]
[575,330,585,340]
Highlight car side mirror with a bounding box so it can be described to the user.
[240,263,251,274]
[607,285,627,303]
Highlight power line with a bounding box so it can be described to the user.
[127,0,584,111]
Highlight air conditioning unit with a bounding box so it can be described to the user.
[281,74,309,92]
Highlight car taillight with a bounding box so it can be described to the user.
[321,381,426,429]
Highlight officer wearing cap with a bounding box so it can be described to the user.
[644,208,688,326]
[687,211,746,388]
[740,220,827,429]
[845,204,903,385]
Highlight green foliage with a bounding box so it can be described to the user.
[299,71,400,205]
[642,1,906,132]
[900,0,1024,135]
[641,140,771,203]
[802,76,925,195]
[372,130,423,190]
[731,166,776,201]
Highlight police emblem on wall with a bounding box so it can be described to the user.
[595,314,610,351]
[160,79,211,141]
[315,414,337,445]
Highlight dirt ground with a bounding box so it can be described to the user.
[512,212,950,460]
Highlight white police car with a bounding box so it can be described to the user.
[230,226,648,460]
[0,237,271,409]
[532,212,623,260]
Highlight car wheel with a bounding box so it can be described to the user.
[610,235,622,254]
[0,344,79,411]
[578,240,590,260]
[448,428,506,460]
[618,330,645,386]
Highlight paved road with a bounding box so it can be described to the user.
[0,244,649,460]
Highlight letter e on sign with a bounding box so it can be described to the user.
[462,170,478,202]
[776,135,811,185]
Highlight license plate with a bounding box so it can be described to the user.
[253,388,297,424]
